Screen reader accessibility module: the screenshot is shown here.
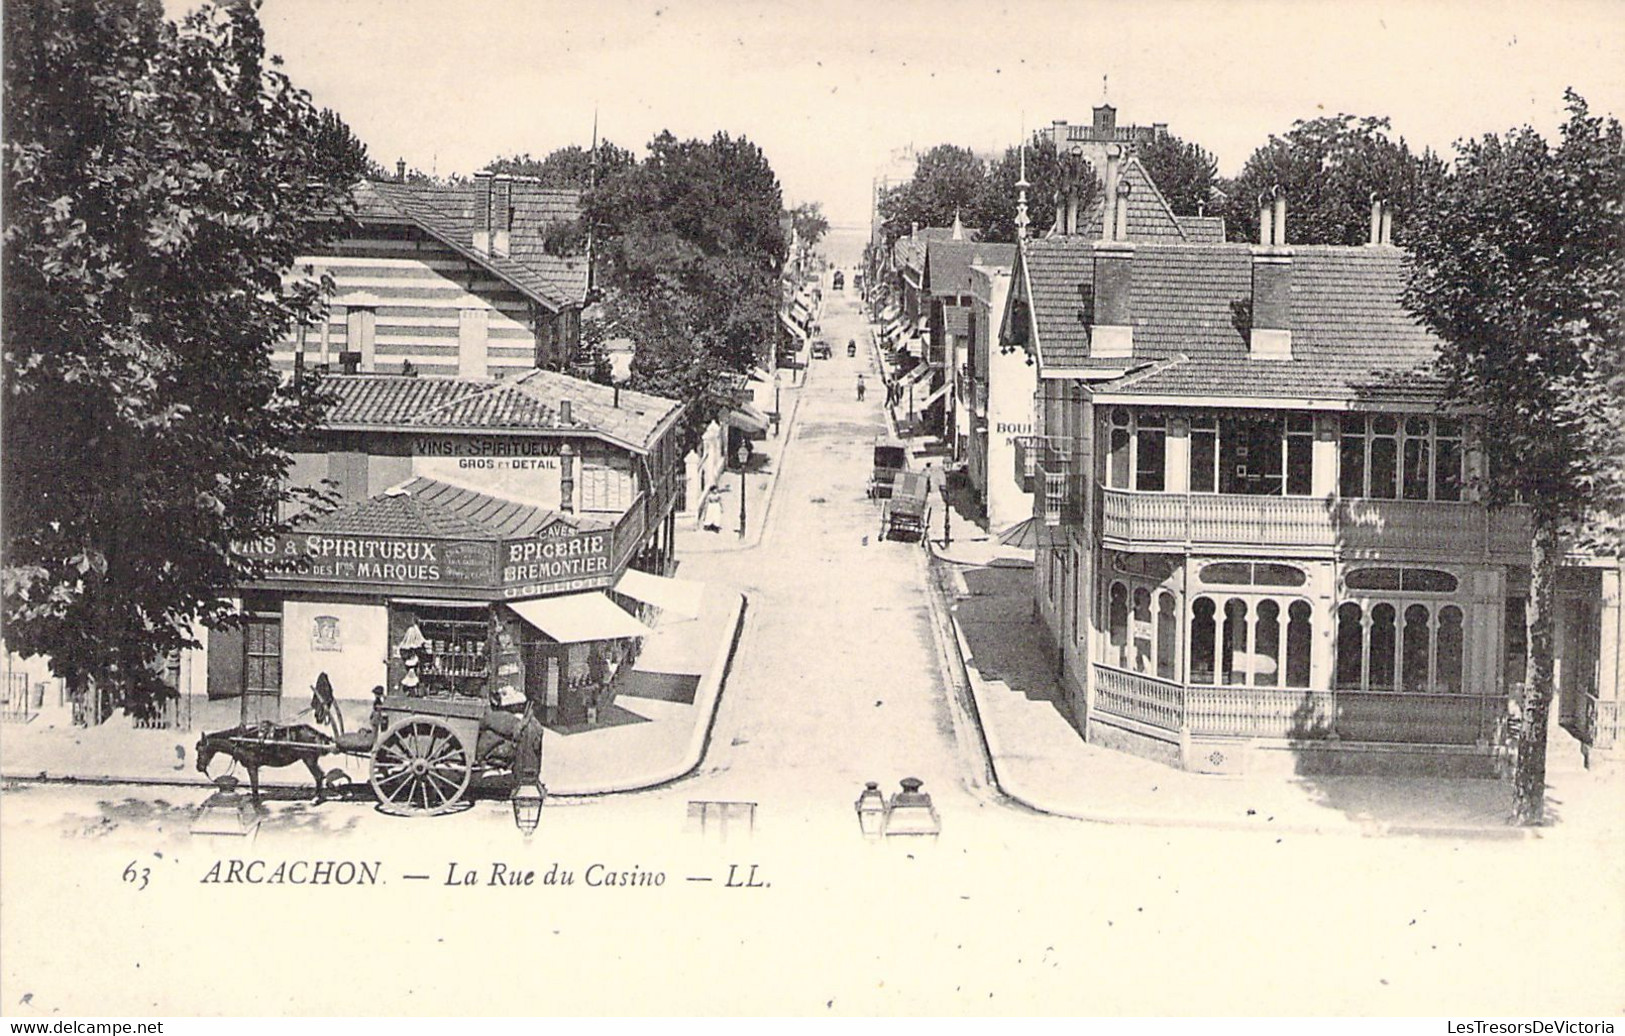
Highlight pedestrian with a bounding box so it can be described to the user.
[856,374,866,402]
[697,486,723,533]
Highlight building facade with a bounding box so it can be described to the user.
[1007,184,1621,775]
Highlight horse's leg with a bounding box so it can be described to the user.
[305,753,326,804]
[247,765,264,810]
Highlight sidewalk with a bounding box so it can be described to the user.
[0,588,746,798]
[675,374,805,555]
[936,559,1625,840]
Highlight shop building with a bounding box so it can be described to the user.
[207,369,686,727]
[1007,184,1621,775]
[921,230,1015,460]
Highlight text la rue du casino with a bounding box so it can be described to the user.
[197,858,770,889]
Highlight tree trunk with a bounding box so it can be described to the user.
[1513,517,1561,825]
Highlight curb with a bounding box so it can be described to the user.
[925,552,1540,841]
[2,593,752,802]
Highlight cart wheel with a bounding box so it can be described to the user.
[369,718,472,816]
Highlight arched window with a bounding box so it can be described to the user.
[1336,602,1365,690]
[1108,582,1129,669]
[1437,606,1465,694]
[1346,567,1458,594]
[1199,561,1307,587]
[1402,603,1432,691]
[1368,603,1397,690]
[1131,587,1153,673]
[1286,601,1312,688]
[1222,598,1249,686]
[1156,592,1178,682]
[1190,597,1217,685]
[1254,599,1281,688]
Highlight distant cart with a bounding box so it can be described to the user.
[880,471,930,541]
[866,436,908,499]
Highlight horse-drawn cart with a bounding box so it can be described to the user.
[197,682,543,817]
[879,471,930,541]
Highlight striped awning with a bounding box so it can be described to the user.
[779,310,809,341]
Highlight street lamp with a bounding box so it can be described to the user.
[855,781,887,837]
[736,443,751,538]
[510,781,546,837]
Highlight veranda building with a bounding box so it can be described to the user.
[1007,184,1621,776]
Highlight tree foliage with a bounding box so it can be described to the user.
[2,0,366,714]
[483,142,636,189]
[877,144,985,243]
[1405,90,1624,823]
[1136,132,1220,217]
[585,130,786,452]
[1223,114,1444,244]
[788,201,829,248]
[979,135,1095,244]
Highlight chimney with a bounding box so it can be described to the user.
[1380,205,1394,245]
[1250,187,1293,358]
[492,174,513,257]
[560,398,573,425]
[1114,178,1132,242]
[1368,194,1383,246]
[396,158,407,183]
[1099,145,1121,241]
[472,170,494,253]
[559,443,575,513]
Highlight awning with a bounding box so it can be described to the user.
[920,382,950,410]
[615,569,705,619]
[895,363,931,390]
[880,303,900,322]
[508,592,652,644]
[779,310,809,341]
[724,403,771,437]
[880,317,904,342]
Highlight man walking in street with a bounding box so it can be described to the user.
[856,374,866,401]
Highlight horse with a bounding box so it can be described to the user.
[195,722,334,807]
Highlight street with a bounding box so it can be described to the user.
[3,290,1622,1015]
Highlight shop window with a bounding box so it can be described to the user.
[1402,603,1432,691]
[1156,593,1178,681]
[1135,413,1166,492]
[1335,602,1364,690]
[1368,603,1397,689]
[1286,601,1312,688]
[1131,587,1153,673]
[1108,582,1129,669]
[1437,606,1465,693]
[1190,597,1217,685]
[1190,415,1218,493]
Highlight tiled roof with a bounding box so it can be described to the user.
[894,226,963,274]
[354,180,589,311]
[319,370,682,452]
[300,478,610,541]
[1176,215,1227,243]
[1077,157,1190,242]
[923,240,1017,297]
[1019,238,1445,402]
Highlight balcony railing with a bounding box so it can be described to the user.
[1037,443,1087,526]
[1095,664,1505,746]
[1100,487,1533,556]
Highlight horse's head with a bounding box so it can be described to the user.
[195,732,223,775]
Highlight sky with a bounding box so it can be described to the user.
[257,0,1625,227]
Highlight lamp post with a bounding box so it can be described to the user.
[736,443,750,539]
[510,781,545,837]
[773,370,782,434]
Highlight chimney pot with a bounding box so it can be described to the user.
[1257,193,1273,246]
[1272,188,1287,247]
[1380,207,1394,246]
[396,158,407,183]
[1101,145,1122,241]
[1114,179,1132,242]
[560,398,573,425]
[1369,195,1383,246]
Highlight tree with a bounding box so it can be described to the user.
[1405,91,1624,824]
[1137,131,1220,217]
[586,130,786,452]
[483,142,636,189]
[1223,114,1444,244]
[2,0,366,717]
[979,135,1087,243]
[877,144,986,244]
[788,201,829,249]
